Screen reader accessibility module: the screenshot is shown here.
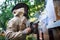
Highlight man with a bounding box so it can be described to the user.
[5,3,31,40]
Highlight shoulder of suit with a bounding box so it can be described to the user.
[8,17,19,24]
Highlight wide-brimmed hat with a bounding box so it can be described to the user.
[12,3,29,14]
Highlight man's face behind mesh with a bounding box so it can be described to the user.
[13,8,25,17]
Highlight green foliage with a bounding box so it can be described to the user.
[0,2,13,30]
[0,36,6,40]
[26,34,36,40]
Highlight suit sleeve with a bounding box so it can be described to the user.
[5,20,26,40]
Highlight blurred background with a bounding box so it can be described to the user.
[0,0,60,40]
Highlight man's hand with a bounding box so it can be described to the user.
[23,27,31,34]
